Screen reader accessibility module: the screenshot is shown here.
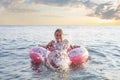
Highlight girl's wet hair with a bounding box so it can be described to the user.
[54,29,64,35]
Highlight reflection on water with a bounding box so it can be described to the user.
[0,26,120,80]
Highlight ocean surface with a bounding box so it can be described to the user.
[0,25,120,80]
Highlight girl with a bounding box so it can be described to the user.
[44,28,80,51]
[42,29,80,71]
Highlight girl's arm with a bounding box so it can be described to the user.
[38,40,55,50]
[46,40,55,50]
[68,44,80,51]
[65,39,80,51]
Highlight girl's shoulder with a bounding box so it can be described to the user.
[49,40,55,43]
[63,39,69,44]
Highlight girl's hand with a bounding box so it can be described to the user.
[70,45,80,50]
[73,45,80,48]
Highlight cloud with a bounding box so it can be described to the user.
[0,0,120,20]
[0,0,101,10]
[34,0,71,6]
[89,0,120,20]
[0,0,41,12]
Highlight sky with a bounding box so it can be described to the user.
[0,0,120,26]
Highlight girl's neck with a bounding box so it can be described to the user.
[56,40,63,43]
[56,39,63,43]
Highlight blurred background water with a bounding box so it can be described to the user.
[0,25,120,80]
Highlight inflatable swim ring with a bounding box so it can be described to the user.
[68,46,89,65]
[29,46,89,68]
[46,50,71,70]
[29,47,50,64]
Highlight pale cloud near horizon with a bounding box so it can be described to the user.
[0,0,120,25]
[0,0,119,20]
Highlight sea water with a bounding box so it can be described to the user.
[0,25,120,80]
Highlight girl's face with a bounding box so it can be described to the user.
[55,32,63,42]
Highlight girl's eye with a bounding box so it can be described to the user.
[56,35,60,36]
